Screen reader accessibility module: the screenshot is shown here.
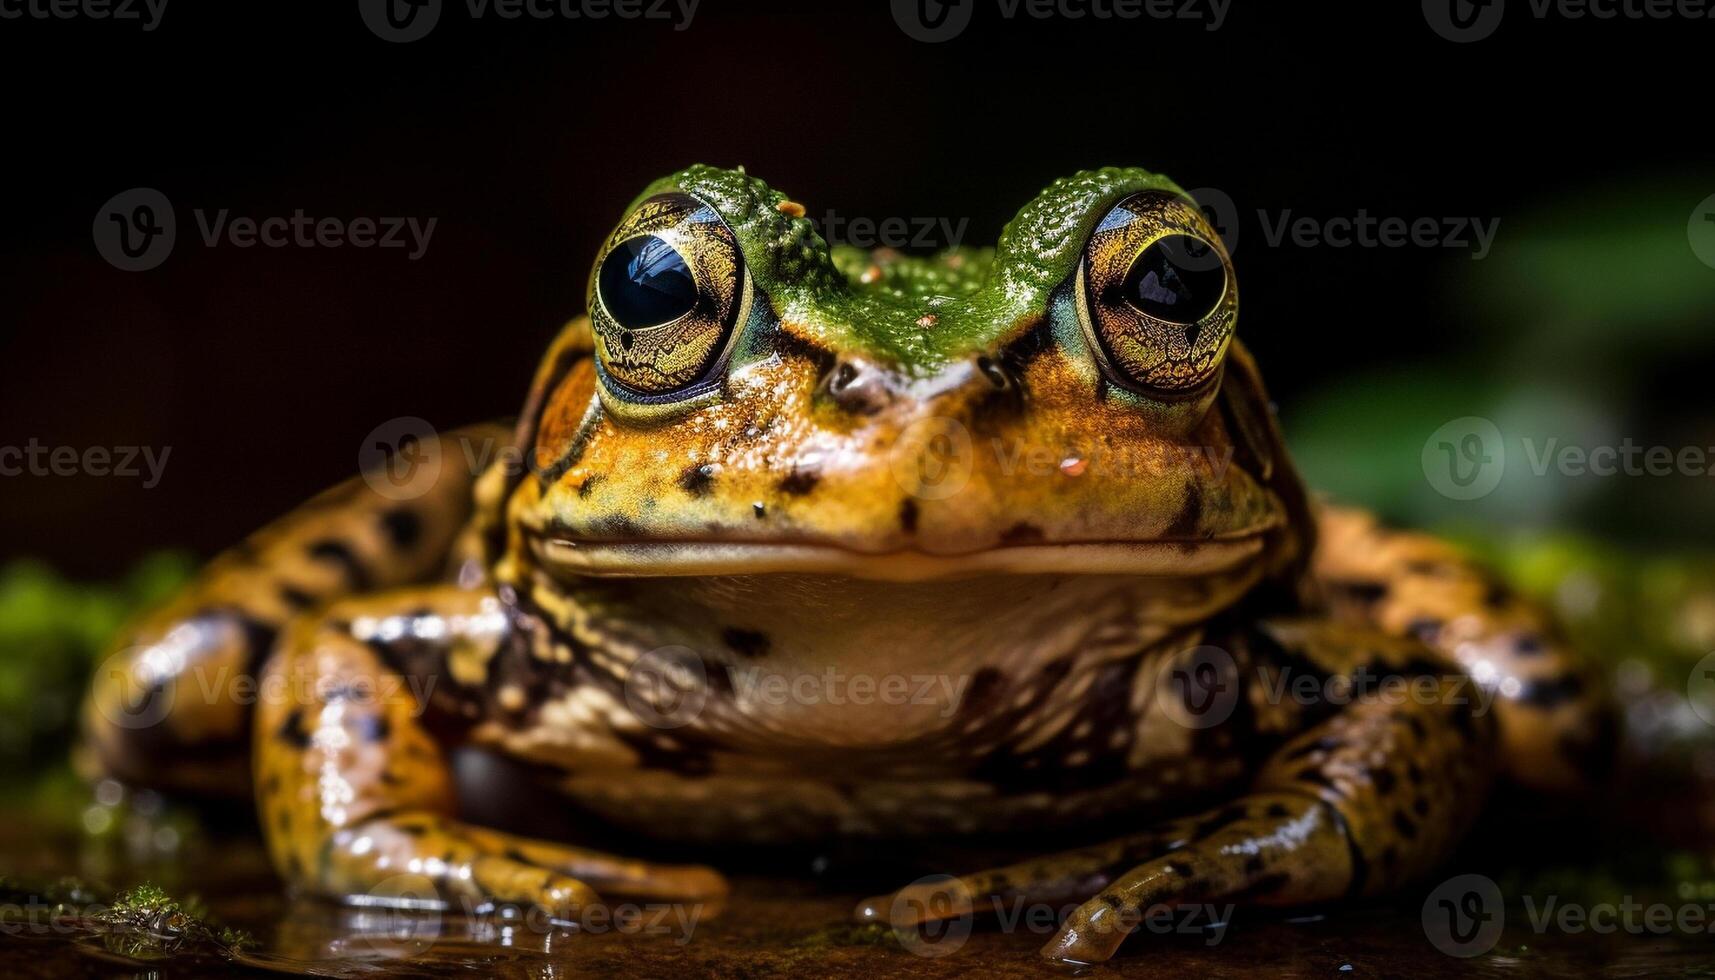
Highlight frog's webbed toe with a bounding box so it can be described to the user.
[255,585,727,920]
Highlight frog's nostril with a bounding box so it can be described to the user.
[822,357,895,415]
[976,355,1013,391]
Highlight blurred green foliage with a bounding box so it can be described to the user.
[1289,181,1715,547]
[0,554,194,784]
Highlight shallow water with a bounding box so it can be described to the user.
[6,792,1715,980]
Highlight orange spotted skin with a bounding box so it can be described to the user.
[82,166,1612,964]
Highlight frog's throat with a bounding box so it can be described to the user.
[533,534,1269,583]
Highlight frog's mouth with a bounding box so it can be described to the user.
[533,533,1271,583]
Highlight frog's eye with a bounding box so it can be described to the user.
[1079,192,1236,395]
[589,193,746,399]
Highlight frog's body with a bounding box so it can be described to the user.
[83,166,1610,963]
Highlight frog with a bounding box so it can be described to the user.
[82,165,1611,964]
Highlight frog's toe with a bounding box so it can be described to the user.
[459,824,729,903]
[466,853,601,920]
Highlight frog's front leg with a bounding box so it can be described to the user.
[255,584,727,915]
[859,621,1496,965]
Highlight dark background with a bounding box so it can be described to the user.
[2,0,1711,575]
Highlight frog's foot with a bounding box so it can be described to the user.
[859,625,1496,964]
[320,812,728,915]
[255,586,727,920]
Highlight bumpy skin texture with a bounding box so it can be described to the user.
[83,166,1611,964]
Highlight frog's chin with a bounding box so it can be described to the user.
[533,535,1269,583]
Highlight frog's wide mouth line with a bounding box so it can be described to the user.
[533,535,1267,581]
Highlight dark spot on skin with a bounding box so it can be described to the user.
[1265,804,1290,819]
[276,709,310,750]
[752,502,767,519]
[1164,862,1193,879]
[380,507,423,550]
[1371,768,1397,793]
[578,474,604,499]
[1381,847,1400,868]
[1514,633,1545,655]
[597,515,645,539]
[279,585,317,610]
[1392,813,1418,840]
[1406,617,1443,643]
[1243,856,1265,875]
[357,714,391,743]
[898,499,919,534]
[1519,674,1585,709]
[1100,893,1125,909]
[1484,582,1514,609]
[779,467,820,496]
[1407,763,1425,785]
[1405,716,1427,740]
[722,628,770,659]
[679,464,717,497]
[1000,522,1044,545]
[1413,797,1431,818]
[1337,580,1389,607]
[307,539,372,590]
[1165,485,1204,539]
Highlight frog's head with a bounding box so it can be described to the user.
[504,166,1310,585]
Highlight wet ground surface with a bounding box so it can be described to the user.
[5,795,1715,980]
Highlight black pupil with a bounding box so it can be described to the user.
[1120,235,1226,325]
[599,235,697,328]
